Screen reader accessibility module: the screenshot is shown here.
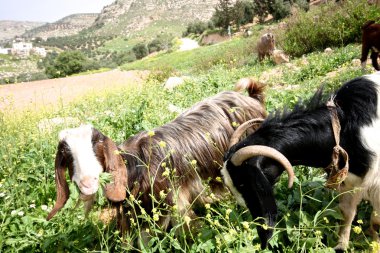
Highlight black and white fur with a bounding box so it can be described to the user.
[223,72,380,251]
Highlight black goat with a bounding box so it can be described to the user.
[223,73,380,251]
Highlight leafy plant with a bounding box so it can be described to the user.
[277,0,380,56]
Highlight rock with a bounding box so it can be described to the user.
[164,77,185,91]
[168,103,183,114]
[178,38,199,51]
[272,49,289,64]
[324,47,333,54]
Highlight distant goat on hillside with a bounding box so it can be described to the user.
[361,20,380,70]
[256,33,275,61]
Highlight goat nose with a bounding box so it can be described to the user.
[80,176,97,188]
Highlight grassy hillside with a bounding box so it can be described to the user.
[0,38,373,251]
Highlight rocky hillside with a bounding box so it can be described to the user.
[91,0,236,36]
[22,13,98,40]
[0,21,46,41]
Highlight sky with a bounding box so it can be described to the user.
[0,0,115,23]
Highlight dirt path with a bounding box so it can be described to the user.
[0,69,147,111]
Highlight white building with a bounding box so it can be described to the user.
[31,47,47,57]
[11,42,33,57]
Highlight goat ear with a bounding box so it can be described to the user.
[243,165,277,249]
[102,137,127,202]
[47,149,70,221]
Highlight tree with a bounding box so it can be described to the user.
[252,0,309,22]
[233,0,255,26]
[132,43,148,59]
[212,0,235,29]
[45,51,88,78]
[252,0,274,23]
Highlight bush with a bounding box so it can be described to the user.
[233,0,256,26]
[147,38,166,53]
[45,51,90,78]
[278,0,380,57]
[253,0,309,22]
[132,42,149,59]
[183,21,214,37]
[212,0,235,29]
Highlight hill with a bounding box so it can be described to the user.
[22,13,98,40]
[0,20,46,41]
[91,0,236,37]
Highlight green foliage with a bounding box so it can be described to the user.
[233,0,256,26]
[278,0,380,56]
[212,0,235,29]
[208,0,255,31]
[44,51,89,78]
[252,0,274,23]
[183,21,215,37]
[132,42,149,60]
[253,0,309,22]
[122,36,260,73]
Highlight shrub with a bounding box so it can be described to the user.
[212,0,235,29]
[253,0,309,22]
[45,51,89,78]
[148,38,166,53]
[132,42,149,59]
[233,0,256,26]
[278,0,380,57]
[183,21,214,37]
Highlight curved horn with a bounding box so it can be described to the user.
[47,148,70,220]
[230,145,294,188]
[229,118,264,148]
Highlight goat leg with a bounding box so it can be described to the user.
[371,51,380,71]
[361,44,370,70]
[369,211,380,249]
[334,191,362,252]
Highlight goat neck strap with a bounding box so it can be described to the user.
[325,99,349,190]
[326,99,341,146]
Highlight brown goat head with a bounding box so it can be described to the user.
[47,125,127,220]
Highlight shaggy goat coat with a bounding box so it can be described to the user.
[223,73,380,250]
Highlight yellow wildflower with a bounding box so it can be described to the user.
[159,141,166,148]
[242,221,250,230]
[184,215,191,226]
[353,226,362,234]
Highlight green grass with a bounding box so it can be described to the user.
[99,20,185,53]
[121,35,261,74]
[0,31,377,252]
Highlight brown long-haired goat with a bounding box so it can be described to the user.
[47,79,267,234]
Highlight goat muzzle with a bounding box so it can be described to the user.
[230,145,295,188]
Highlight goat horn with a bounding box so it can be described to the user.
[230,145,294,188]
[229,118,264,148]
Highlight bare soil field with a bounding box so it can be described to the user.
[0,69,147,111]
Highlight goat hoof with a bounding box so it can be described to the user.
[334,244,346,253]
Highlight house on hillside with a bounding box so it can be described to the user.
[11,42,33,57]
[0,41,46,57]
[31,47,47,57]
